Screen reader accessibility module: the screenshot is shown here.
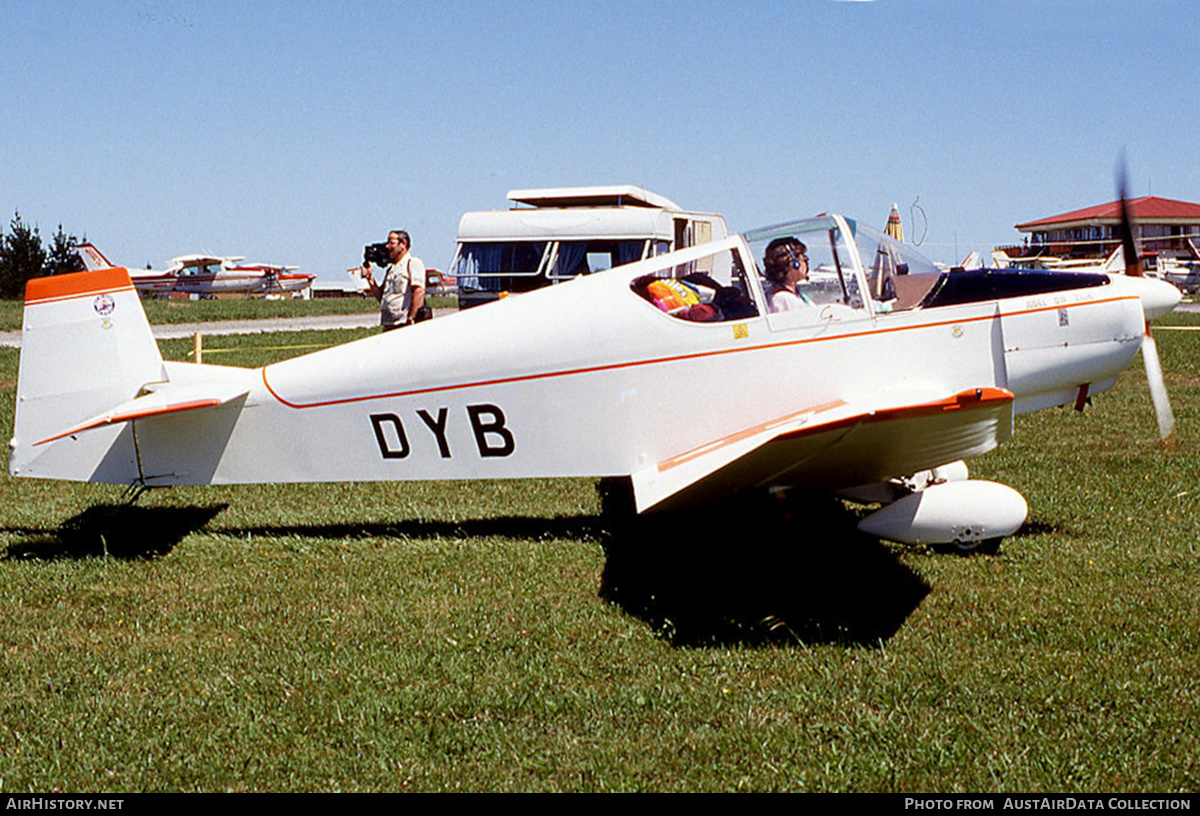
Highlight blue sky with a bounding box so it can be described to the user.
[2,0,1196,278]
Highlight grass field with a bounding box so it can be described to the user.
[0,294,459,333]
[0,315,1197,792]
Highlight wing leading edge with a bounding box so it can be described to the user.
[631,387,1015,512]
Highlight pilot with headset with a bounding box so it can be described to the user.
[763,236,813,312]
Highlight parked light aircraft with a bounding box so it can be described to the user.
[13,209,1179,550]
[991,246,1126,274]
[993,244,1200,293]
[77,242,315,297]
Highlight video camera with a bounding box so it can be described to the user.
[363,242,390,267]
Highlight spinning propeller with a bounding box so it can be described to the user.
[1117,159,1177,441]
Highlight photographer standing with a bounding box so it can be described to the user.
[362,230,426,331]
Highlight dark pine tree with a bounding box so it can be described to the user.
[46,224,84,275]
[0,212,48,299]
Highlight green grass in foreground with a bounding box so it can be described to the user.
[0,317,1197,792]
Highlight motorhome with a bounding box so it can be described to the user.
[449,186,729,309]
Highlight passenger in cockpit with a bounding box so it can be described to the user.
[763,237,813,312]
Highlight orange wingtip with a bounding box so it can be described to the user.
[25,268,134,304]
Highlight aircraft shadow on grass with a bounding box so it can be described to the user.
[210,493,931,646]
[595,486,931,648]
[3,504,228,561]
[3,491,932,647]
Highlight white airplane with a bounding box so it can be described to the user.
[77,242,315,297]
[1155,254,1200,294]
[12,209,1179,551]
[991,246,1126,274]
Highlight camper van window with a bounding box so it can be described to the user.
[452,241,548,292]
[547,240,648,279]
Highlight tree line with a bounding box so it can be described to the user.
[0,212,85,299]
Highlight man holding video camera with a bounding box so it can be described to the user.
[361,229,426,331]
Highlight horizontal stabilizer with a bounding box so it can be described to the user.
[35,383,250,446]
[631,387,1014,512]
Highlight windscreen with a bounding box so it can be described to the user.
[745,215,943,312]
[851,222,941,305]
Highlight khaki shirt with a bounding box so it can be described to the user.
[380,254,426,329]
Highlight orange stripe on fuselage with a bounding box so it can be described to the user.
[25,268,135,304]
[261,294,1140,411]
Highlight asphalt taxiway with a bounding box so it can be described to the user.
[0,310,462,348]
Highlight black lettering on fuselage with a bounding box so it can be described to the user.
[417,408,452,458]
[466,404,515,458]
[370,405,516,460]
[370,413,410,459]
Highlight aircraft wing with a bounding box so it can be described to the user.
[631,387,1014,512]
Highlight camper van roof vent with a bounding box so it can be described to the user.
[507,185,681,211]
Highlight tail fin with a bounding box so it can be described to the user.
[1100,245,1126,274]
[9,268,165,482]
[76,242,118,271]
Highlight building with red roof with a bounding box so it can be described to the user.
[1013,196,1200,259]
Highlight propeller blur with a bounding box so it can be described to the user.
[1118,158,1177,441]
